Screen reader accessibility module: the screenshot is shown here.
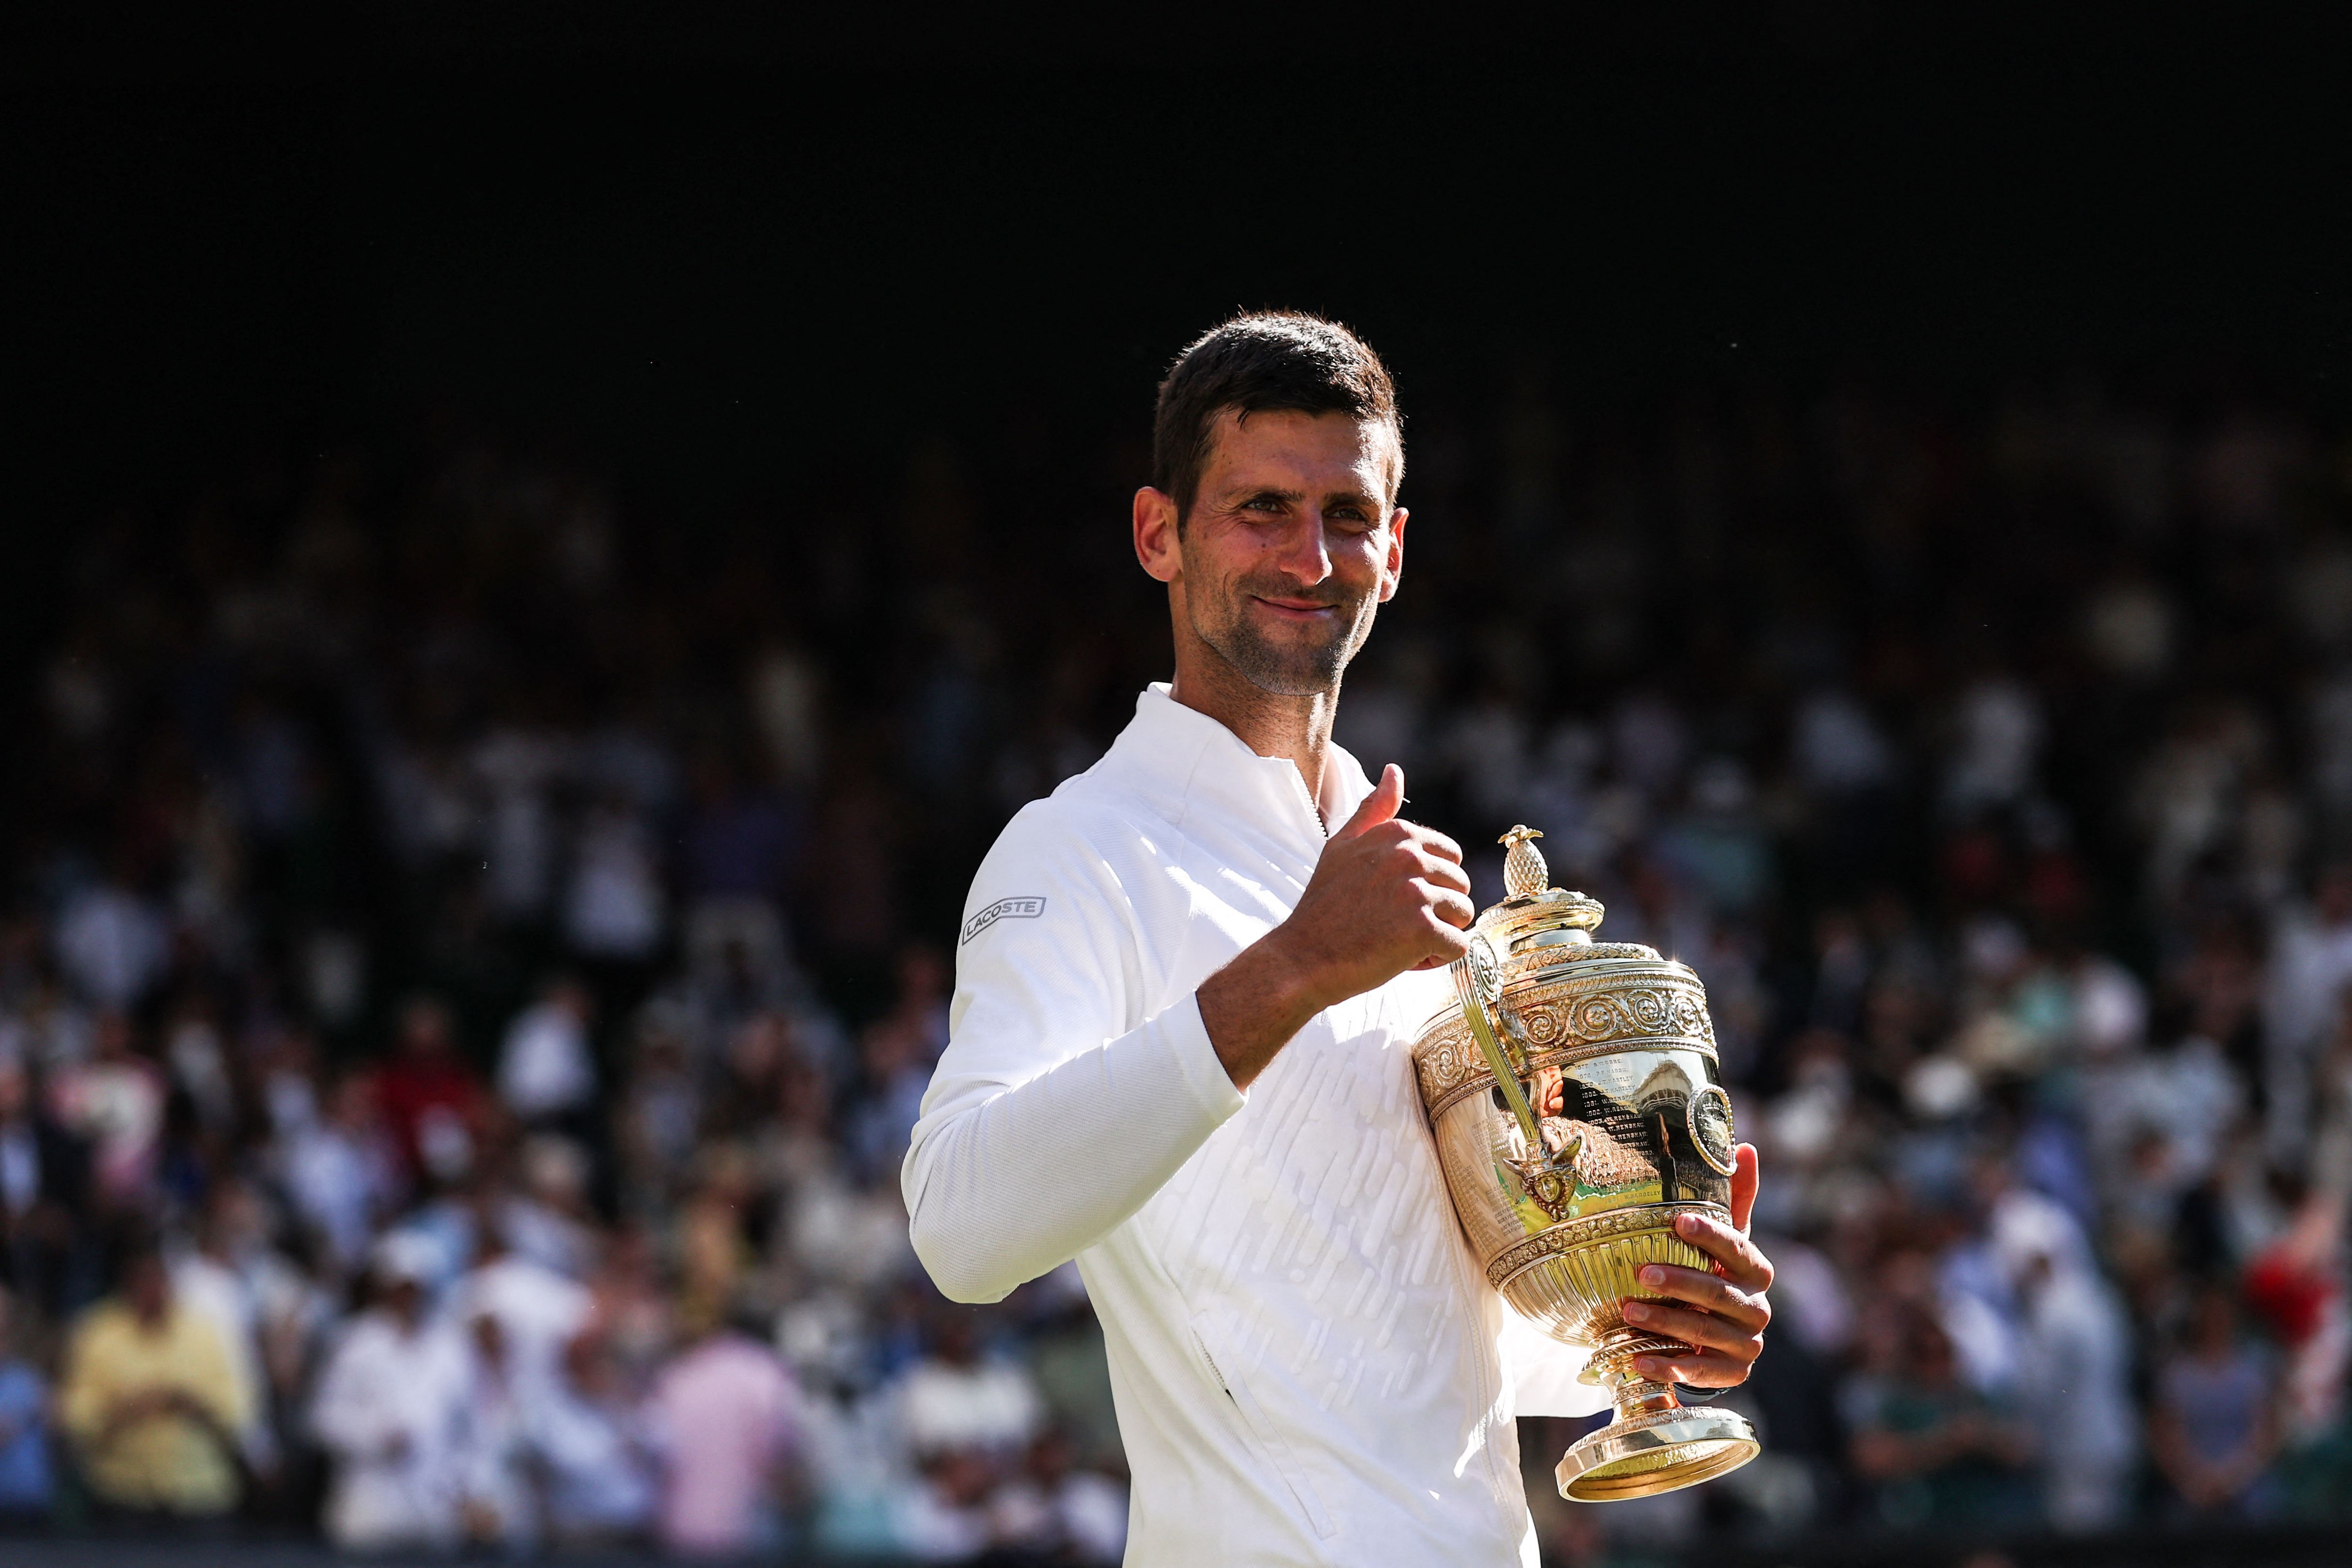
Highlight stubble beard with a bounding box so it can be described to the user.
[1187,566,1379,698]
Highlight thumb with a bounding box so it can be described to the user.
[1334,763,1404,840]
[1729,1142,1759,1235]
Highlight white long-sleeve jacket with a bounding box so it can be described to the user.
[904,685,1602,1568]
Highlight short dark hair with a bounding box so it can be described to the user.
[1151,312,1402,521]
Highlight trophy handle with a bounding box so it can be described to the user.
[1453,927,1586,1226]
[1451,931,1543,1149]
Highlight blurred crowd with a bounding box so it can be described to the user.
[4,367,2352,1560]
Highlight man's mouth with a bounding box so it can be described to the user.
[1250,595,1342,621]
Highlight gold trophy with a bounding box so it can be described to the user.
[1411,827,1759,1500]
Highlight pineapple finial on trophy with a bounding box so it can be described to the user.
[1500,825,1549,901]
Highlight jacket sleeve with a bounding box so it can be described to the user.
[902,804,1246,1303]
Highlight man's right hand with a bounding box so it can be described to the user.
[1198,764,1474,1090]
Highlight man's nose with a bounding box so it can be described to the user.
[1270,517,1333,583]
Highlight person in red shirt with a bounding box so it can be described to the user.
[2242,1174,2349,1442]
[371,998,489,1190]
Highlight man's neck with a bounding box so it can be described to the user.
[1168,642,1341,826]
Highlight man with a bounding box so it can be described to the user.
[644,1295,801,1556]
[0,1283,56,1522]
[169,1181,287,1480]
[310,1234,475,1551]
[0,1047,90,1319]
[58,1231,249,1520]
[496,976,598,1132]
[904,314,1773,1565]
[373,995,487,1190]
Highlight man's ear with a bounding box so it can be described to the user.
[1134,486,1182,583]
[1378,508,1409,602]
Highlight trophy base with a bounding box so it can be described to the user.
[1557,1335,1758,1502]
[1556,1404,1759,1501]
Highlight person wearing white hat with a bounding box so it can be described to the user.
[309,1233,475,1551]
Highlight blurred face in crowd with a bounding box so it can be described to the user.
[125,1253,171,1327]
[399,999,455,1059]
[384,1276,423,1331]
[1904,1316,1959,1389]
[472,1312,507,1371]
[94,1010,134,1062]
[202,1180,264,1259]
[1136,408,1406,698]
[548,977,593,1022]
[328,1073,376,1130]
[2191,1286,2237,1355]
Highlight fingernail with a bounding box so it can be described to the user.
[1624,1302,1650,1322]
[1640,1266,1665,1286]
[1632,1358,1662,1378]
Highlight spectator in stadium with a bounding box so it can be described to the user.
[895,1309,1042,1464]
[308,1235,474,1551]
[2000,1200,2138,1529]
[0,1285,54,1525]
[450,1309,538,1550]
[1845,1307,2035,1529]
[536,1328,658,1546]
[2150,1282,2282,1518]
[57,1230,249,1520]
[496,976,599,1134]
[448,1207,593,1386]
[277,1067,396,1279]
[0,1047,90,1320]
[372,997,487,1192]
[644,1295,803,1555]
[167,1181,283,1480]
[47,1010,164,1214]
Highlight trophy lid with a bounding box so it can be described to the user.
[1481,825,1659,965]
[1411,819,1708,1067]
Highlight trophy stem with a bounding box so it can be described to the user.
[1586,1326,1691,1417]
[1610,1376,1681,1421]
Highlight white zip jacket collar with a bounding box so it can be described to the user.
[905,684,1601,1567]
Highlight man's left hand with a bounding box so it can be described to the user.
[1618,1143,1772,1388]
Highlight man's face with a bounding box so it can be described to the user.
[126,1256,170,1324]
[1144,408,1405,696]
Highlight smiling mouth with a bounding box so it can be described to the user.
[1251,596,1341,619]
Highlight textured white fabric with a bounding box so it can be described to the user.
[905,685,1604,1568]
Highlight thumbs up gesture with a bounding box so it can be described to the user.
[1305,763,1476,978]
[1198,765,1475,1089]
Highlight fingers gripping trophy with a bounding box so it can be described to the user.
[1411,826,1761,1501]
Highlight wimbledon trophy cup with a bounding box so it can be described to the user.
[1411,826,1760,1501]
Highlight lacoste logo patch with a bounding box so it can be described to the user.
[960,896,1047,944]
